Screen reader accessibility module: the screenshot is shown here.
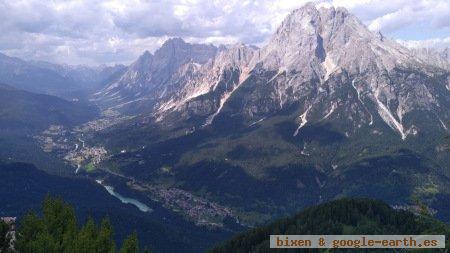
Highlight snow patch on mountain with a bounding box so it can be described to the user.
[438,118,448,131]
[351,79,373,125]
[322,55,337,81]
[374,92,406,140]
[293,105,313,136]
[322,103,337,120]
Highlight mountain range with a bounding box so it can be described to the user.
[0,83,97,132]
[85,3,450,226]
[400,44,450,70]
[0,52,125,99]
[0,2,449,252]
[96,4,449,140]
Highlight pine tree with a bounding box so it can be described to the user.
[42,196,77,252]
[27,232,59,253]
[75,217,98,253]
[15,212,46,253]
[120,231,139,253]
[97,217,116,253]
[15,196,141,253]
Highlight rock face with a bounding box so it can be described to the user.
[154,43,257,124]
[95,38,218,112]
[405,46,450,70]
[236,4,447,140]
[98,3,450,140]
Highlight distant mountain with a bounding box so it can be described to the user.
[0,84,97,132]
[94,38,218,113]
[210,198,450,253]
[35,61,127,91]
[0,52,126,98]
[0,53,77,96]
[0,84,99,173]
[406,47,450,70]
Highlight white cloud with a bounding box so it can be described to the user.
[364,0,450,32]
[0,0,448,65]
[397,37,450,49]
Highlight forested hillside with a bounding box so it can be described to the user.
[211,198,450,253]
[0,84,97,132]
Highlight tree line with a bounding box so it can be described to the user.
[1,196,149,253]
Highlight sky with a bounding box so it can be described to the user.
[1,0,449,66]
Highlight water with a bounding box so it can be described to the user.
[75,164,81,174]
[96,180,152,213]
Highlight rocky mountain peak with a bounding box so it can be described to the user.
[163,37,186,46]
[255,3,417,79]
[214,43,256,69]
[154,38,218,66]
[140,50,152,58]
[96,38,219,110]
[129,50,154,72]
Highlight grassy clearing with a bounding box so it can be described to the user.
[85,162,96,172]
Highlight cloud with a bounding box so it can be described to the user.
[397,37,450,49]
[0,0,448,65]
[364,0,450,33]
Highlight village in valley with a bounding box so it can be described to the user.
[33,110,239,228]
[126,180,235,228]
[34,109,129,173]
[34,124,108,173]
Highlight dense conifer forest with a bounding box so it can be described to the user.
[210,198,450,253]
[1,197,143,253]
